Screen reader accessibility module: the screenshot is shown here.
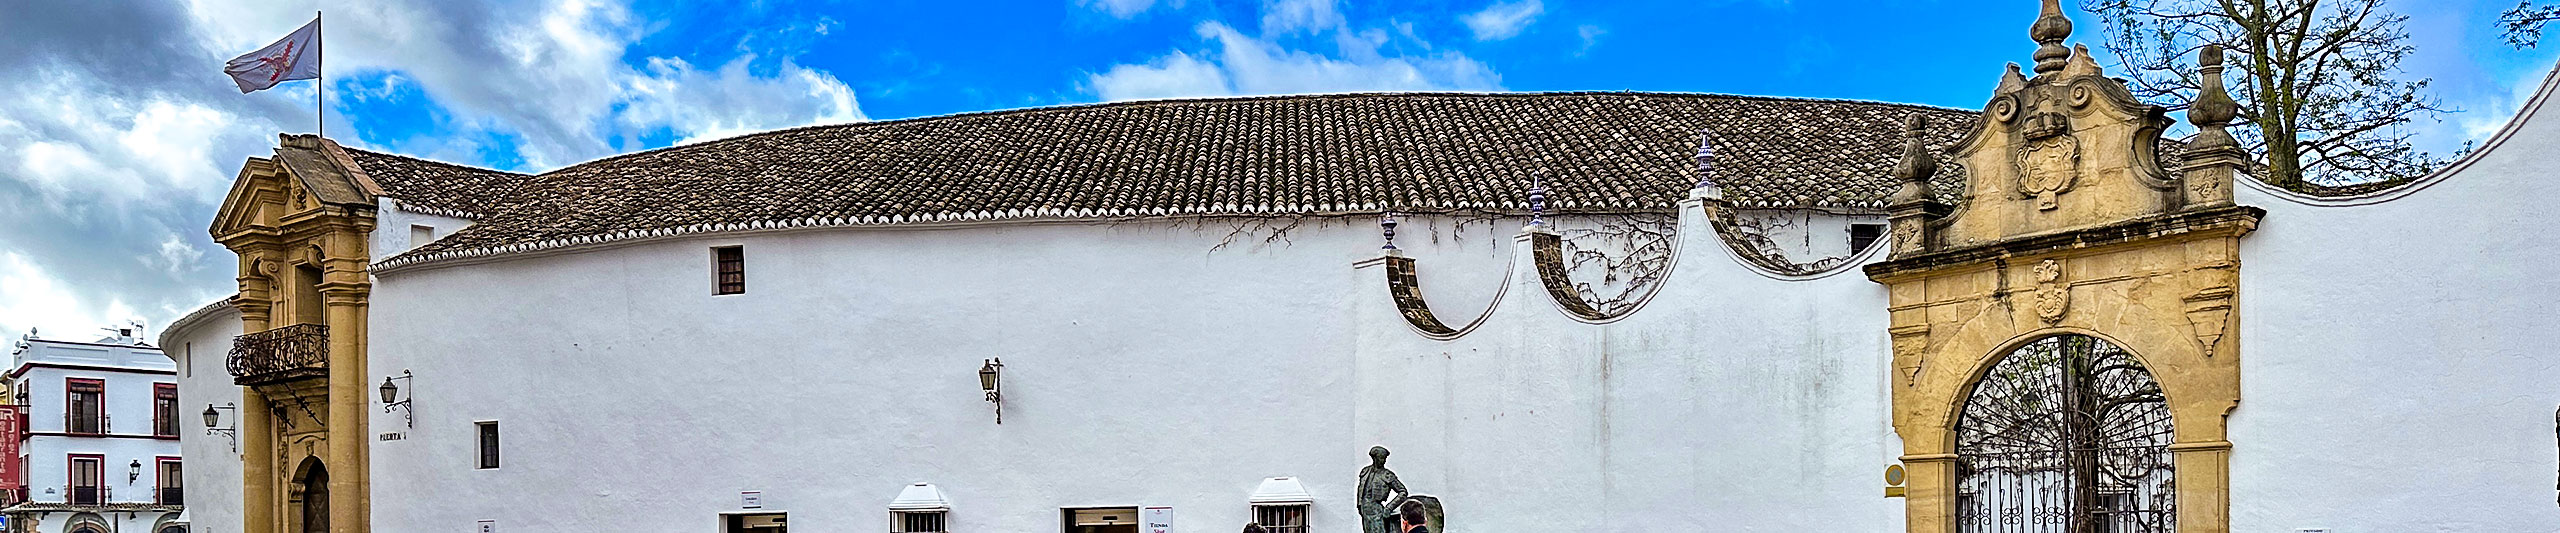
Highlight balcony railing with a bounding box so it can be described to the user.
[67,486,105,505]
[63,412,107,435]
[230,323,329,386]
[157,487,182,505]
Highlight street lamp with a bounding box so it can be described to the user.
[127,460,140,484]
[379,369,413,428]
[978,358,1003,424]
[203,403,237,453]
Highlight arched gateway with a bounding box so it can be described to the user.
[1956,335,2174,532]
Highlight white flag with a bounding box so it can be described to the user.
[224,18,321,93]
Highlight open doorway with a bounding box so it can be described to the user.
[1063,507,1138,533]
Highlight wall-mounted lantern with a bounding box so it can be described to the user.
[127,459,142,484]
[203,403,237,453]
[978,358,1003,424]
[379,369,413,428]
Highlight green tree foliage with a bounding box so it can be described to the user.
[2087,0,2452,189]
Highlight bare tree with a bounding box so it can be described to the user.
[2087,0,2453,189]
[2503,2,2560,48]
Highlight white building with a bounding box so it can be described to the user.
[3,329,186,533]
[159,5,2560,532]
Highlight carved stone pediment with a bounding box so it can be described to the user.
[1928,47,2177,250]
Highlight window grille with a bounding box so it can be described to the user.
[714,246,746,295]
[153,383,179,437]
[476,421,500,469]
[1253,504,1308,533]
[892,511,946,533]
[1849,223,1885,253]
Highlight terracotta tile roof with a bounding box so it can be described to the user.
[340,147,533,218]
[371,92,1983,268]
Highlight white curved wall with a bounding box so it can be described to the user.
[2228,70,2560,531]
[164,305,244,533]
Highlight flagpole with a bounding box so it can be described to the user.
[316,10,324,139]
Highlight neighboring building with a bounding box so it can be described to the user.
[3,329,185,533]
[161,3,2560,532]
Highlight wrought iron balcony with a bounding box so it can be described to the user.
[230,323,329,386]
[67,486,104,505]
[157,487,183,505]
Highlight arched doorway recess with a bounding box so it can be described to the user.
[1956,334,2174,532]
[294,457,329,533]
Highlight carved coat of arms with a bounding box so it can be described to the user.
[2017,135,2080,211]
[2033,259,2068,324]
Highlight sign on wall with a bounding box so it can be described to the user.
[1142,506,1172,533]
[741,491,763,509]
[0,405,21,494]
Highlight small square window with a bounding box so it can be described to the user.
[410,224,436,249]
[1849,223,1886,253]
[713,246,746,295]
[892,511,946,533]
[476,421,500,469]
[1253,504,1308,533]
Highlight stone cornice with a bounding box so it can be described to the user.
[1864,205,2262,283]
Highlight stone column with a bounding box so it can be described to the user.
[2168,440,2233,533]
[322,280,370,533]
[1899,452,1958,533]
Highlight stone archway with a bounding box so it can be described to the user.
[1954,334,2174,532]
[293,457,329,533]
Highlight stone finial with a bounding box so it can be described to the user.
[1527,174,1549,228]
[2187,44,2240,149]
[2030,0,2074,76]
[1889,115,1939,205]
[1690,132,1725,200]
[2178,44,2247,209]
[1381,212,1400,250]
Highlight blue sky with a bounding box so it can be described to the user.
[1,0,2554,343]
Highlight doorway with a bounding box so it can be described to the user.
[1063,507,1139,533]
[294,457,328,533]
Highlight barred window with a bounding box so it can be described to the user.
[714,246,746,295]
[1253,504,1308,533]
[1849,223,1885,253]
[476,421,500,469]
[891,511,946,533]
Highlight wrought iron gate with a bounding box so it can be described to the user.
[1956,335,2175,532]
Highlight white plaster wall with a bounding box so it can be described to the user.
[370,197,477,262]
[356,202,1901,532]
[2228,69,2560,532]
[163,306,245,533]
[367,219,1411,533]
[1726,209,1885,263]
[1353,202,1901,532]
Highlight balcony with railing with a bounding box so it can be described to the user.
[230,323,329,386]
[157,487,182,505]
[62,412,107,435]
[67,486,106,505]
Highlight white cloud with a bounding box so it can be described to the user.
[1086,21,1502,101]
[1080,0,1180,19]
[0,251,143,344]
[1576,24,1606,55]
[1462,0,1544,41]
[1261,0,1344,35]
[1086,50,1233,101]
[182,0,867,169]
[0,0,872,347]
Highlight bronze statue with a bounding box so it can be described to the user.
[1357,446,1409,533]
